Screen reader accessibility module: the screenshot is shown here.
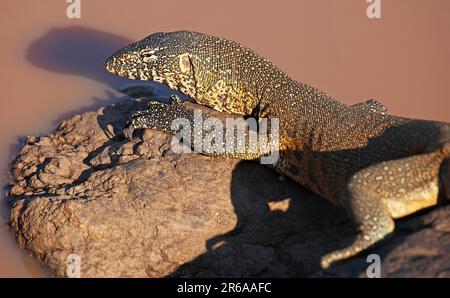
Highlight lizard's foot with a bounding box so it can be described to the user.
[320,222,394,269]
[320,197,394,269]
[123,95,189,140]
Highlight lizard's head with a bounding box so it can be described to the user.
[105,31,206,96]
[106,30,273,113]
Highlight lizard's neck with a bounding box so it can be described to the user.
[258,78,349,126]
[260,77,348,148]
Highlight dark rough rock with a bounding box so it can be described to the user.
[5,96,450,277]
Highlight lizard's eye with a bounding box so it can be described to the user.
[178,53,191,73]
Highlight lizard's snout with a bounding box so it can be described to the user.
[105,53,144,80]
[105,58,116,74]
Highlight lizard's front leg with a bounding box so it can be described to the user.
[123,95,187,139]
[123,95,279,163]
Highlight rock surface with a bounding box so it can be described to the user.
[5,96,450,277]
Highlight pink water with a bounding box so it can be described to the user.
[1,0,449,277]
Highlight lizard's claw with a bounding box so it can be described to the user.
[169,94,182,105]
[123,119,136,140]
[123,110,150,140]
[147,101,162,108]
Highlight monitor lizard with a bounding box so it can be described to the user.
[105,31,450,268]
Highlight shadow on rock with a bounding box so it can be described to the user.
[25,25,163,125]
[169,161,352,277]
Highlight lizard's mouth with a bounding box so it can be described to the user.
[106,57,171,87]
[105,56,165,83]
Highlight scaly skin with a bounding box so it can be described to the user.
[105,31,450,268]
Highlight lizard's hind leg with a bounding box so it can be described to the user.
[442,143,450,200]
[443,159,450,200]
[321,151,444,269]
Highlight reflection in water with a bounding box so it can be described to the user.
[25,26,165,125]
[0,222,48,277]
[26,26,133,89]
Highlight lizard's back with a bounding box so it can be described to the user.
[274,100,450,203]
